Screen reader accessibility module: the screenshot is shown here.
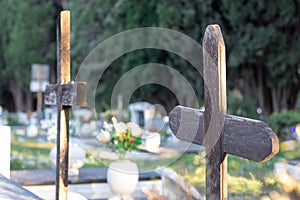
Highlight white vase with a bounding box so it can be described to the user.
[145,132,161,152]
[107,160,139,199]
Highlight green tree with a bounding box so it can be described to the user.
[221,0,300,114]
[0,0,55,112]
[70,0,216,112]
[70,0,300,115]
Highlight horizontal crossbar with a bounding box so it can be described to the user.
[169,106,279,162]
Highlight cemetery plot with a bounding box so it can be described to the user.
[1,9,285,199]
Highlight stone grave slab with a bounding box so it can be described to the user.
[11,168,160,186]
[0,174,42,200]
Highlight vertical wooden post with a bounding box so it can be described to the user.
[203,25,227,200]
[37,66,43,112]
[56,10,70,200]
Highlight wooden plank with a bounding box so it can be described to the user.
[169,106,279,162]
[168,106,204,144]
[56,10,70,200]
[57,11,70,85]
[44,82,87,106]
[203,24,227,200]
[223,114,279,162]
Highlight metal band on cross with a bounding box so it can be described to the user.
[44,11,87,200]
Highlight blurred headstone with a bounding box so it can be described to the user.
[73,109,92,137]
[0,126,11,178]
[30,64,50,112]
[26,123,39,138]
[17,112,29,125]
[129,102,154,128]
[30,64,49,92]
[44,108,57,121]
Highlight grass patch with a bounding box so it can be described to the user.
[82,150,107,168]
[229,174,262,194]
[11,140,55,158]
[11,139,55,170]
[175,153,284,199]
[11,139,299,198]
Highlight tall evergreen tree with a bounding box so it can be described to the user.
[221,0,300,113]
[0,0,55,112]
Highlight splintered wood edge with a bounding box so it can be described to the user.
[223,115,279,162]
[260,124,279,162]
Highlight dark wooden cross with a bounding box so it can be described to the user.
[169,25,279,200]
[44,11,87,200]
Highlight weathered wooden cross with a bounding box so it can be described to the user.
[44,11,87,200]
[169,25,279,200]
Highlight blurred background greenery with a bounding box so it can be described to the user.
[1,0,300,119]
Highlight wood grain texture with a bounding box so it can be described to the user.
[168,106,204,145]
[57,11,70,85]
[169,106,279,162]
[203,24,227,200]
[169,24,279,200]
[44,82,87,107]
[45,10,87,200]
[56,10,70,200]
[223,114,279,162]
